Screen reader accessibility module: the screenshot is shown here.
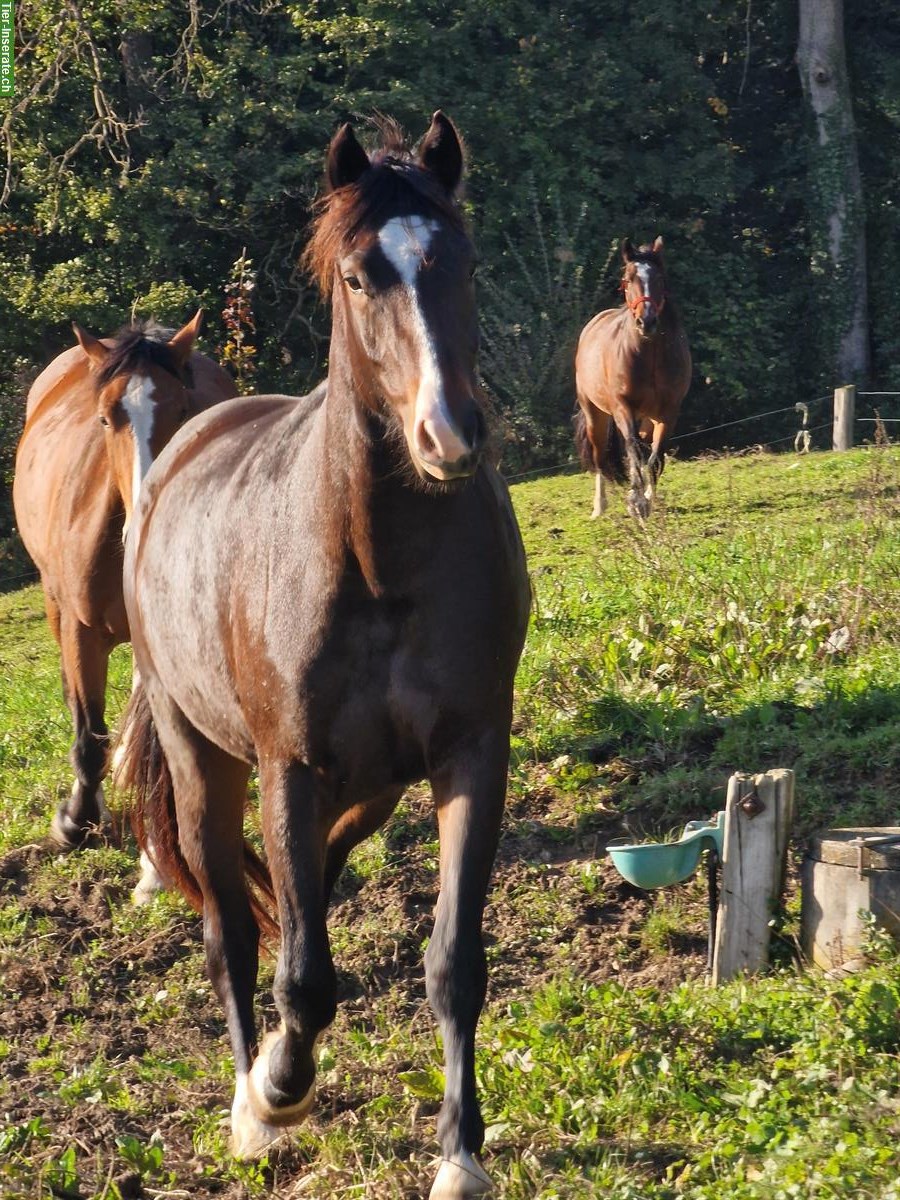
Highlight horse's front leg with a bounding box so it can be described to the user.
[50,615,114,847]
[643,418,668,511]
[246,761,336,1141]
[426,728,510,1200]
[609,398,650,520]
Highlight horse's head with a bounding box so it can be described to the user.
[621,237,667,336]
[306,112,484,483]
[73,312,202,534]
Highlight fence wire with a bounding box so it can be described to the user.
[503,395,832,482]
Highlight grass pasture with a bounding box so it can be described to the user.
[0,446,899,1199]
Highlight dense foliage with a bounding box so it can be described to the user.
[1,0,898,477]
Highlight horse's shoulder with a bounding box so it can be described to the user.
[579,306,624,344]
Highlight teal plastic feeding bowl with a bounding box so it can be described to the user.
[607,811,725,889]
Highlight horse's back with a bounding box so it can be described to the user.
[188,352,240,409]
[137,383,327,517]
[23,344,95,422]
[575,307,623,402]
[14,347,102,572]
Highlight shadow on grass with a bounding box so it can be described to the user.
[527,683,900,841]
[0,533,37,594]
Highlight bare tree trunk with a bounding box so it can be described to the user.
[797,0,869,385]
[120,30,153,118]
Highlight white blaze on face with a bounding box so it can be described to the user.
[636,263,654,312]
[377,215,470,468]
[121,373,156,535]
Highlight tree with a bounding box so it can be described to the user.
[797,0,869,385]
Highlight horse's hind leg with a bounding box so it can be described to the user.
[587,408,611,518]
[323,786,403,901]
[50,614,114,847]
[592,472,607,518]
[576,400,610,519]
[245,760,335,1143]
[425,728,509,1199]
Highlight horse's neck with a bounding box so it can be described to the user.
[617,304,683,355]
[318,364,430,597]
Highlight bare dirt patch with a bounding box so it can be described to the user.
[0,789,709,1198]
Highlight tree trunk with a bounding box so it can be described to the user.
[120,30,153,120]
[797,0,869,385]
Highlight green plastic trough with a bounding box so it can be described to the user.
[607,811,725,889]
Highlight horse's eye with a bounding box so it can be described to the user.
[98,413,109,428]
[469,262,478,279]
[343,275,364,293]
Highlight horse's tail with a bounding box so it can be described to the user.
[573,404,629,484]
[116,684,279,945]
[602,420,630,485]
[573,405,596,471]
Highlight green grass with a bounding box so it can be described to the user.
[0,446,899,1198]
[513,447,900,837]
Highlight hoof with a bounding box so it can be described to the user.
[626,490,651,521]
[231,1073,286,1159]
[429,1154,493,1199]
[49,789,111,850]
[246,1030,316,1129]
[132,850,166,905]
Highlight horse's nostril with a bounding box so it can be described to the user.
[417,422,436,455]
[464,406,486,451]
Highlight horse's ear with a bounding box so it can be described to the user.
[168,309,204,368]
[326,123,370,192]
[652,235,664,255]
[73,323,110,367]
[418,110,464,195]
[621,238,635,263]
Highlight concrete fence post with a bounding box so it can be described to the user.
[833,385,856,450]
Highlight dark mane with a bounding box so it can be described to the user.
[620,244,668,295]
[303,122,466,297]
[95,322,192,388]
[624,244,664,269]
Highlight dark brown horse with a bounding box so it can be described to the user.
[574,236,691,518]
[118,113,529,1198]
[13,315,236,851]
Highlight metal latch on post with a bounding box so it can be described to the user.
[850,834,900,880]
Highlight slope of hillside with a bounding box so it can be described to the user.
[0,446,898,1199]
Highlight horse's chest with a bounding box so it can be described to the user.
[300,604,446,782]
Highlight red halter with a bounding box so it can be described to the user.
[622,283,666,319]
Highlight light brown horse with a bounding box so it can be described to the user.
[13,315,236,849]
[117,114,530,1198]
[574,236,691,518]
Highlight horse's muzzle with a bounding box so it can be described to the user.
[412,402,485,481]
[415,447,482,482]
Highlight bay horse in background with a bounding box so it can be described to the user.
[117,113,530,1199]
[574,236,691,519]
[13,314,236,851]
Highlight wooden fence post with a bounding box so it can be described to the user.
[833,384,855,450]
[712,769,795,985]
